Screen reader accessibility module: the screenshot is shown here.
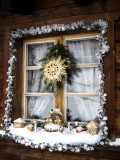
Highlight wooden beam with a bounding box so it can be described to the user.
[104,20,116,140]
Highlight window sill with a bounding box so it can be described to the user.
[6,124,102,151]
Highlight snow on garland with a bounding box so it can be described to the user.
[2,19,110,152]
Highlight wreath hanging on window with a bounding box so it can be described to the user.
[40,40,80,96]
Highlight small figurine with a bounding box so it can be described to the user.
[50,108,62,123]
[14,118,26,128]
[45,116,52,125]
[54,116,61,126]
[44,108,63,132]
[86,121,99,135]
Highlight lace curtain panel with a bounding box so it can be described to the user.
[26,42,54,119]
[66,39,100,121]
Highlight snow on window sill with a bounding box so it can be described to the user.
[0,130,5,136]
[9,124,102,146]
[109,138,120,146]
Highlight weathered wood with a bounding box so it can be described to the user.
[116,89,120,110]
[3,27,11,117]
[115,42,120,64]
[114,20,120,137]
[116,117,120,136]
[55,86,64,121]
[0,136,120,160]
[104,20,116,140]
[0,31,4,116]
[116,67,120,87]
[11,40,23,121]
[115,21,120,42]
[0,0,120,29]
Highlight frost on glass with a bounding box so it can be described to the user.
[67,96,100,121]
[27,42,54,66]
[67,67,100,93]
[27,96,54,119]
[66,39,99,64]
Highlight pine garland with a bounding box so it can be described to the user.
[40,40,80,95]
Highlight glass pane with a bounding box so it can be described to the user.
[67,67,100,93]
[27,96,54,119]
[66,39,99,64]
[27,42,54,66]
[27,70,52,93]
[67,96,99,121]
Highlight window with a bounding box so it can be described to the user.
[23,33,100,122]
[22,37,60,119]
[63,34,100,122]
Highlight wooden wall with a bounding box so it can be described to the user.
[0,0,120,159]
[0,29,4,127]
[115,20,120,137]
[0,135,120,160]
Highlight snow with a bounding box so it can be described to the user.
[9,124,102,145]
[109,138,120,146]
[0,130,5,136]
[44,124,63,132]
[45,124,61,129]
[2,125,120,148]
[14,117,25,123]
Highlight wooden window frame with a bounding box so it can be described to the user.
[63,33,99,121]
[22,33,100,122]
[22,37,61,119]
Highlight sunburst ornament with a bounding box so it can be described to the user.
[39,40,80,96]
[41,56,67,85]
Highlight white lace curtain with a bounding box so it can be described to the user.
[27,43,54,119]
[66,39,100,121]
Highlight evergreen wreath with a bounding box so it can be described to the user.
[40,40,80,95]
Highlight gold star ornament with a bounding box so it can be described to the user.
[41,56,67,85]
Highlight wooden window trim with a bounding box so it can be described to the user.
[22,32,100,122]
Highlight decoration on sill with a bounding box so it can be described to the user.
[50,108,62,123]
[78,122,88,131]
[55,116,61,126]
[76,126,84,133]
[86,121,99,135]
[45,116,52,125]
[67,122,75,132]
[3,20,110,152]
[40,40,79,96]
[45,108,63,132]
[14,118,26,128]
[34,121,38,132]
[44,123,63,132]
[27,124,34,131]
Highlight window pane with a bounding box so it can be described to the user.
[27,42,54,66]
[27,70,52,93]
[66,39,99,64]
[67,67,100,93]
[27,96,54,119]
[67,96,99,121]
